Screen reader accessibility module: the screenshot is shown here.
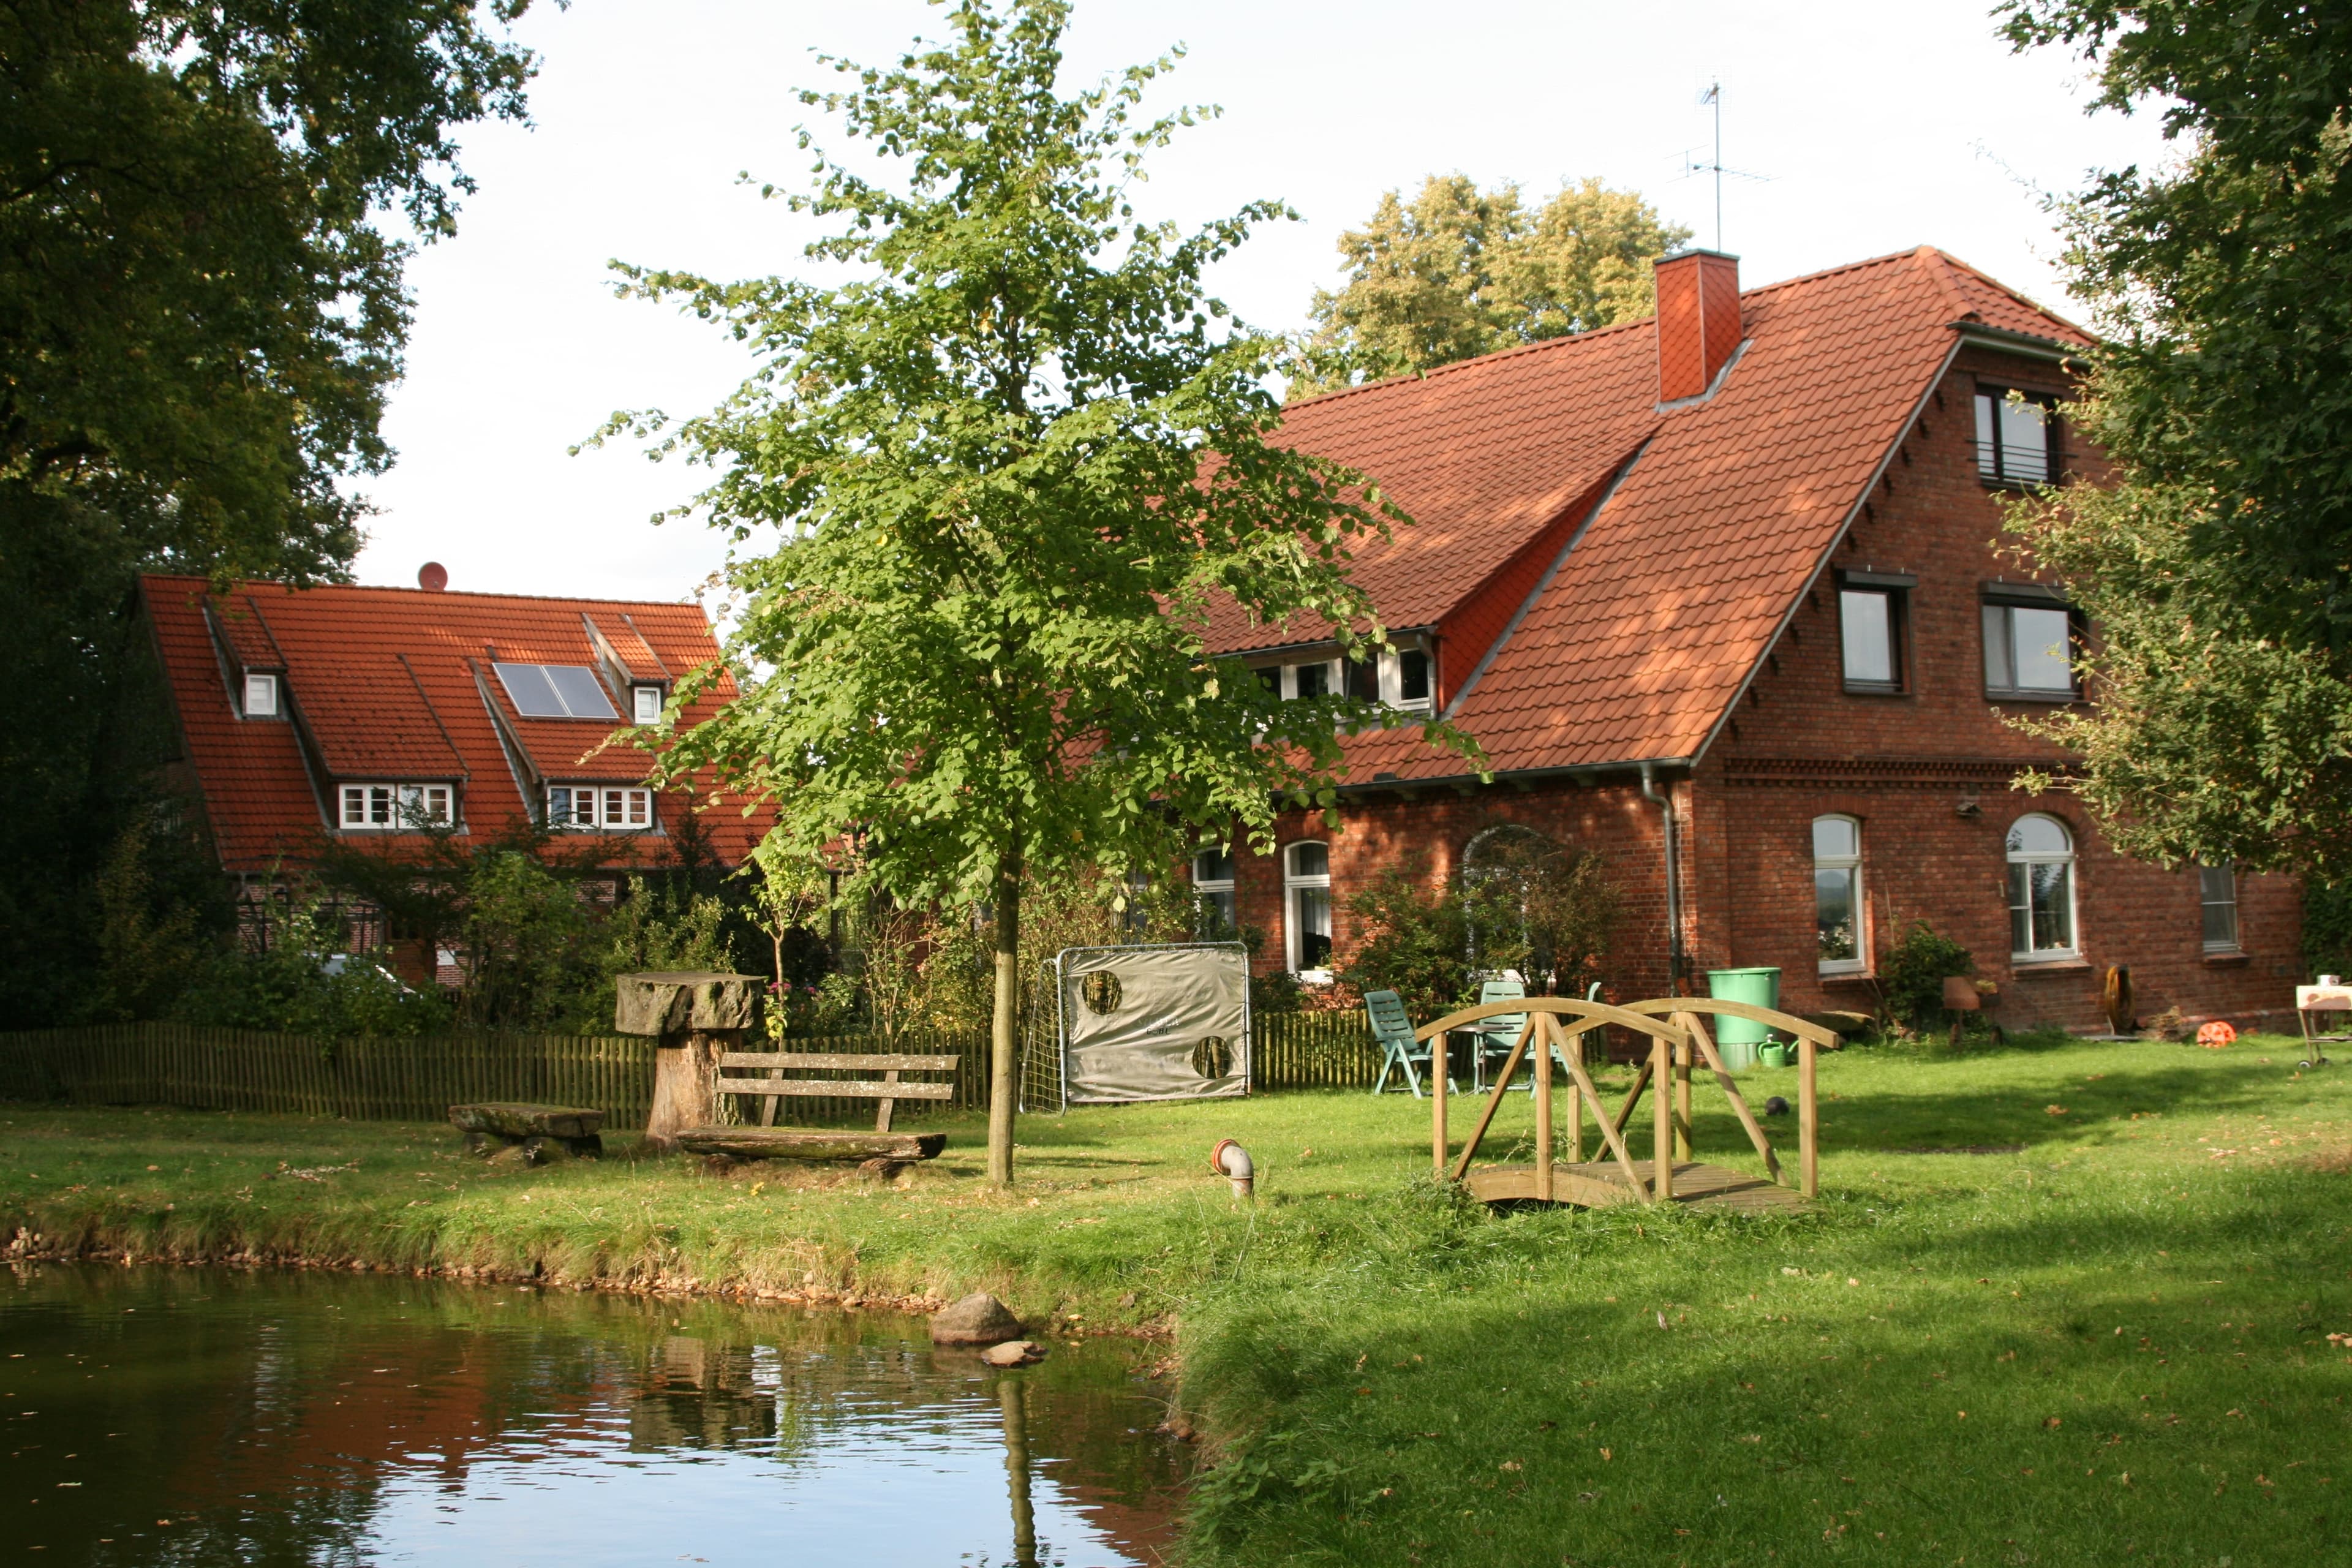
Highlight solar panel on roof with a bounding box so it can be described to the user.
[494,662,616,720]
[543,664,617,719]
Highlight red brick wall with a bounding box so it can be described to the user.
[1709,347,2303,1031]
[1233,777,1691,1005]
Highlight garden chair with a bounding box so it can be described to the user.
[1367,988,1453,1097]
[1466,978,1528,1093]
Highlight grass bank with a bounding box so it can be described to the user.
[5,1033,2348,1564]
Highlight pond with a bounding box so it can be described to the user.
[1,1265,1188,1566]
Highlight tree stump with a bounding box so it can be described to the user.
[614,971,762,1152]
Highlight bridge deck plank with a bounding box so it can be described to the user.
[1463,1159,1805,1213]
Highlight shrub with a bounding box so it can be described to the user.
[1876,921,1974,1033]
[1338,865,1474,1019]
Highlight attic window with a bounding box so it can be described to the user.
[339,783,452,831]
[494,662,617,720]
[1974,388,2060,486]
[633,685,663,725]
[548,786,654,832]
[243,673,279,718]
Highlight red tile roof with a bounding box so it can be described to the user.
[1226,246,2092,778]
[144,576,768,873]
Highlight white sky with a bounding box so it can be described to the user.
[353,0,2171,604]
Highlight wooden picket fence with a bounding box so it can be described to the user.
[0,1009,1384,1126]
[1252,1009,1385,1088]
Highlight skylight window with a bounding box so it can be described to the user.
[494,663,617,720]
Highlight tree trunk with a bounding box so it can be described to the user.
[987,854,1022,1186]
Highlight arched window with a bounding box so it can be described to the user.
[1284,841,1332,977]
[2007,813,2077,959]
[1812,815,1865,974]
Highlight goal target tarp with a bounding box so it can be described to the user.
[1057,944,1250,1104]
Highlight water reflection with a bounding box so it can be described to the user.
[0,1265,1184,1566]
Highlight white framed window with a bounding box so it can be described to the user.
[1812,815,1866,974]
[1377,647,1433,710]
[547,785,654,831]
[339,783,452,831]
[1284,840,1333,979]
[1984,598,2079,700]
[243,672,280,718]
[1191,846,1237,936]
[632,685,663,725]
[2007,813,2078,960]
[1289,660,1335,700]
[2199,863,2240,953]
[1975,388,2059,485]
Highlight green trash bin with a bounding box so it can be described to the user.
[1706,966,1781,1071]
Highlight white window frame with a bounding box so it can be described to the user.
[1284,840,1333,981]
[546,785,655,832]
[1285,659,1340,701]
[338,783,453,831]
[2199,863,2241,954]
[1377,646,1434,712]
[243,672,280,718]
[1812,815,1866,975]
[1191,846,1237,935]
[632,685,663,725]
[2007,813,2079,962]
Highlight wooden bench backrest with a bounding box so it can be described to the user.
[717,1050,960,1134]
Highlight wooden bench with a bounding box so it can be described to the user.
[673,1049,959,1163]
[450,1102,605,1160]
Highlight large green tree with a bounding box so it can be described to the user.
[1290,175,1689,398]
[611,0,1468,1183]
[1999,2,2352,873]
[0,2,540,1023]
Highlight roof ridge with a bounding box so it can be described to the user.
[1920,246,2097,343]
[141,573,709,617]
[1912,244,1980,323]
[1282,314,1655,410]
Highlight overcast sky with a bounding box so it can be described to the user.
[353,0,2173,605]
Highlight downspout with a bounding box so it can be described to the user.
[1640,762,1687,993]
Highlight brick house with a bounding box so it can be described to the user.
[142,570,765,970]
[1199,247,2297,1035]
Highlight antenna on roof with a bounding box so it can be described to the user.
[1678,80,1770,252]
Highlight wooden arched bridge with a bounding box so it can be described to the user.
[1411,996,1836,1211]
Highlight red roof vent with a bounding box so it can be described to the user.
[1654,249,1743,403]
[417,562,449,592]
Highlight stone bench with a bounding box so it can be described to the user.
[449,1102,605,1162]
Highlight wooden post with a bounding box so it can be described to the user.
[1675,1033,1694,1161]
[1431,1031,1448,1180]
[1534,1014,1555,1202]
[1652,1035,1674,1200]
[1798,1035,1819,1199]
[1566,1025,1584,1163]
[1001,1377,1036,1568]
[616,971,761,1152]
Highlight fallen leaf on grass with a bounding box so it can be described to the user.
[2043,1417,2062,1429]
[2046,1105,2068,1117]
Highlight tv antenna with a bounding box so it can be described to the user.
[1680,80,1770,251]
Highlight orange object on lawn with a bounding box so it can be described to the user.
[2196,1020,2237,1049]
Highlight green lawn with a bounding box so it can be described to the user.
[3,1031,2347,1564]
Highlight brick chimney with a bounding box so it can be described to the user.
[1654,249,1743,403]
